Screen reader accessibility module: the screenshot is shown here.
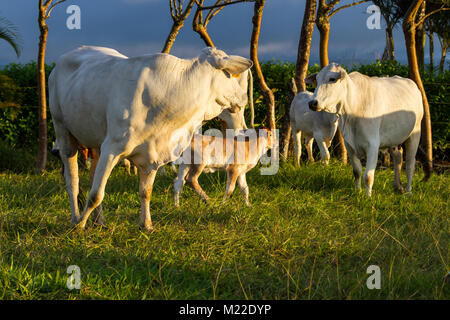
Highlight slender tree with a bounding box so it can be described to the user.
[250,0,275,130]
[316,0,368,164]
[425,20,434,72]
[280,0,317,158]
[162,0,196,53]
[371,0,404,61]
[415,1,426,72]
[402,0,449,180]
[425,3,449,73]
[0,17,21,57]
[36,0,67,173]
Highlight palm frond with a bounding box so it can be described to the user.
[0,17,22,57]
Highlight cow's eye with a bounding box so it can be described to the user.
[329,77,336,82]
[223,70,231,78]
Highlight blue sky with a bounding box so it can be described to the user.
[0,0,445,66]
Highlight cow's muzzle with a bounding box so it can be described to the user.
[309,99,320,111]
[229,103,242,114]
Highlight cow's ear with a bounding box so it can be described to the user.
[217,56,253,76]
[305,73,317,86]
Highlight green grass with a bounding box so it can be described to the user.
[0,160,448,299]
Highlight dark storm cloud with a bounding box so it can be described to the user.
[0,0,442,66]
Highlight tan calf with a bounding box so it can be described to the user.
[174,129,272,207]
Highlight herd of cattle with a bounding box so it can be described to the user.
[49,46,424,231]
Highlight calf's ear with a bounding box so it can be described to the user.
[216,56,253,76]
[305,73,317,86]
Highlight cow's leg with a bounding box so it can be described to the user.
[138,168,158,232]
[237,174,250,206]
[223,169,239,203]
[305,135,315,162]
[89,148,105,226]
[59,133,81,225]
[404,132,421,193]
[77,146,121,230]
[186,164,209,203]
[364,146,380,197]
[316,137,330,165]
[173,164,190,207]
[292,130,302,166]
[390,146,404,193]
[347,144,362,191]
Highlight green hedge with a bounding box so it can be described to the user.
[1,60,449,167]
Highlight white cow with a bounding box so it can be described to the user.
[49,46,253,231]
[290,90,338,165]
[308,63,423,196]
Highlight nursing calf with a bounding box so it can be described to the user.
[173,129,272,207]
[308,63,423,196]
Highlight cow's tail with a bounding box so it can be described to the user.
[416,145,432,182]
[249,69,255,128]
[51,143,87,210]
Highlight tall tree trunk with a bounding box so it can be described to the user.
[294,0,317,92]
[36,7,48,173]
[415,2,426,73]
[403,0,433,180]
[316,18,330,68]
[382,24,395,61]
[250,0,275,130]
[280,0,317,158]
[428,32,434,73]
[162,21,184,53]
[316,12,347,165]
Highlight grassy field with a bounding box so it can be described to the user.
[0,160,448,300]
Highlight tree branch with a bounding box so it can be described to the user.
[198,0,254,11]
[46,0,67,19]
[329,0,368,17]
[416,6,450,26]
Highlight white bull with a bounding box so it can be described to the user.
[290,91,338,165]
[308,63,423,196]
[49,46,253,231]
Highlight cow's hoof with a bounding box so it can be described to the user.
[139,223,154,233]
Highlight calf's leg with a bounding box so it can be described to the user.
[186,164,210,203]
[237,174,250,206]
[305,135,315,162]
[223,169,239,203]
[316,137,330,165]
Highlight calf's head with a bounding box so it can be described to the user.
[218,69,250,130]
[308,63,347,114]
[200,47,253,118]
